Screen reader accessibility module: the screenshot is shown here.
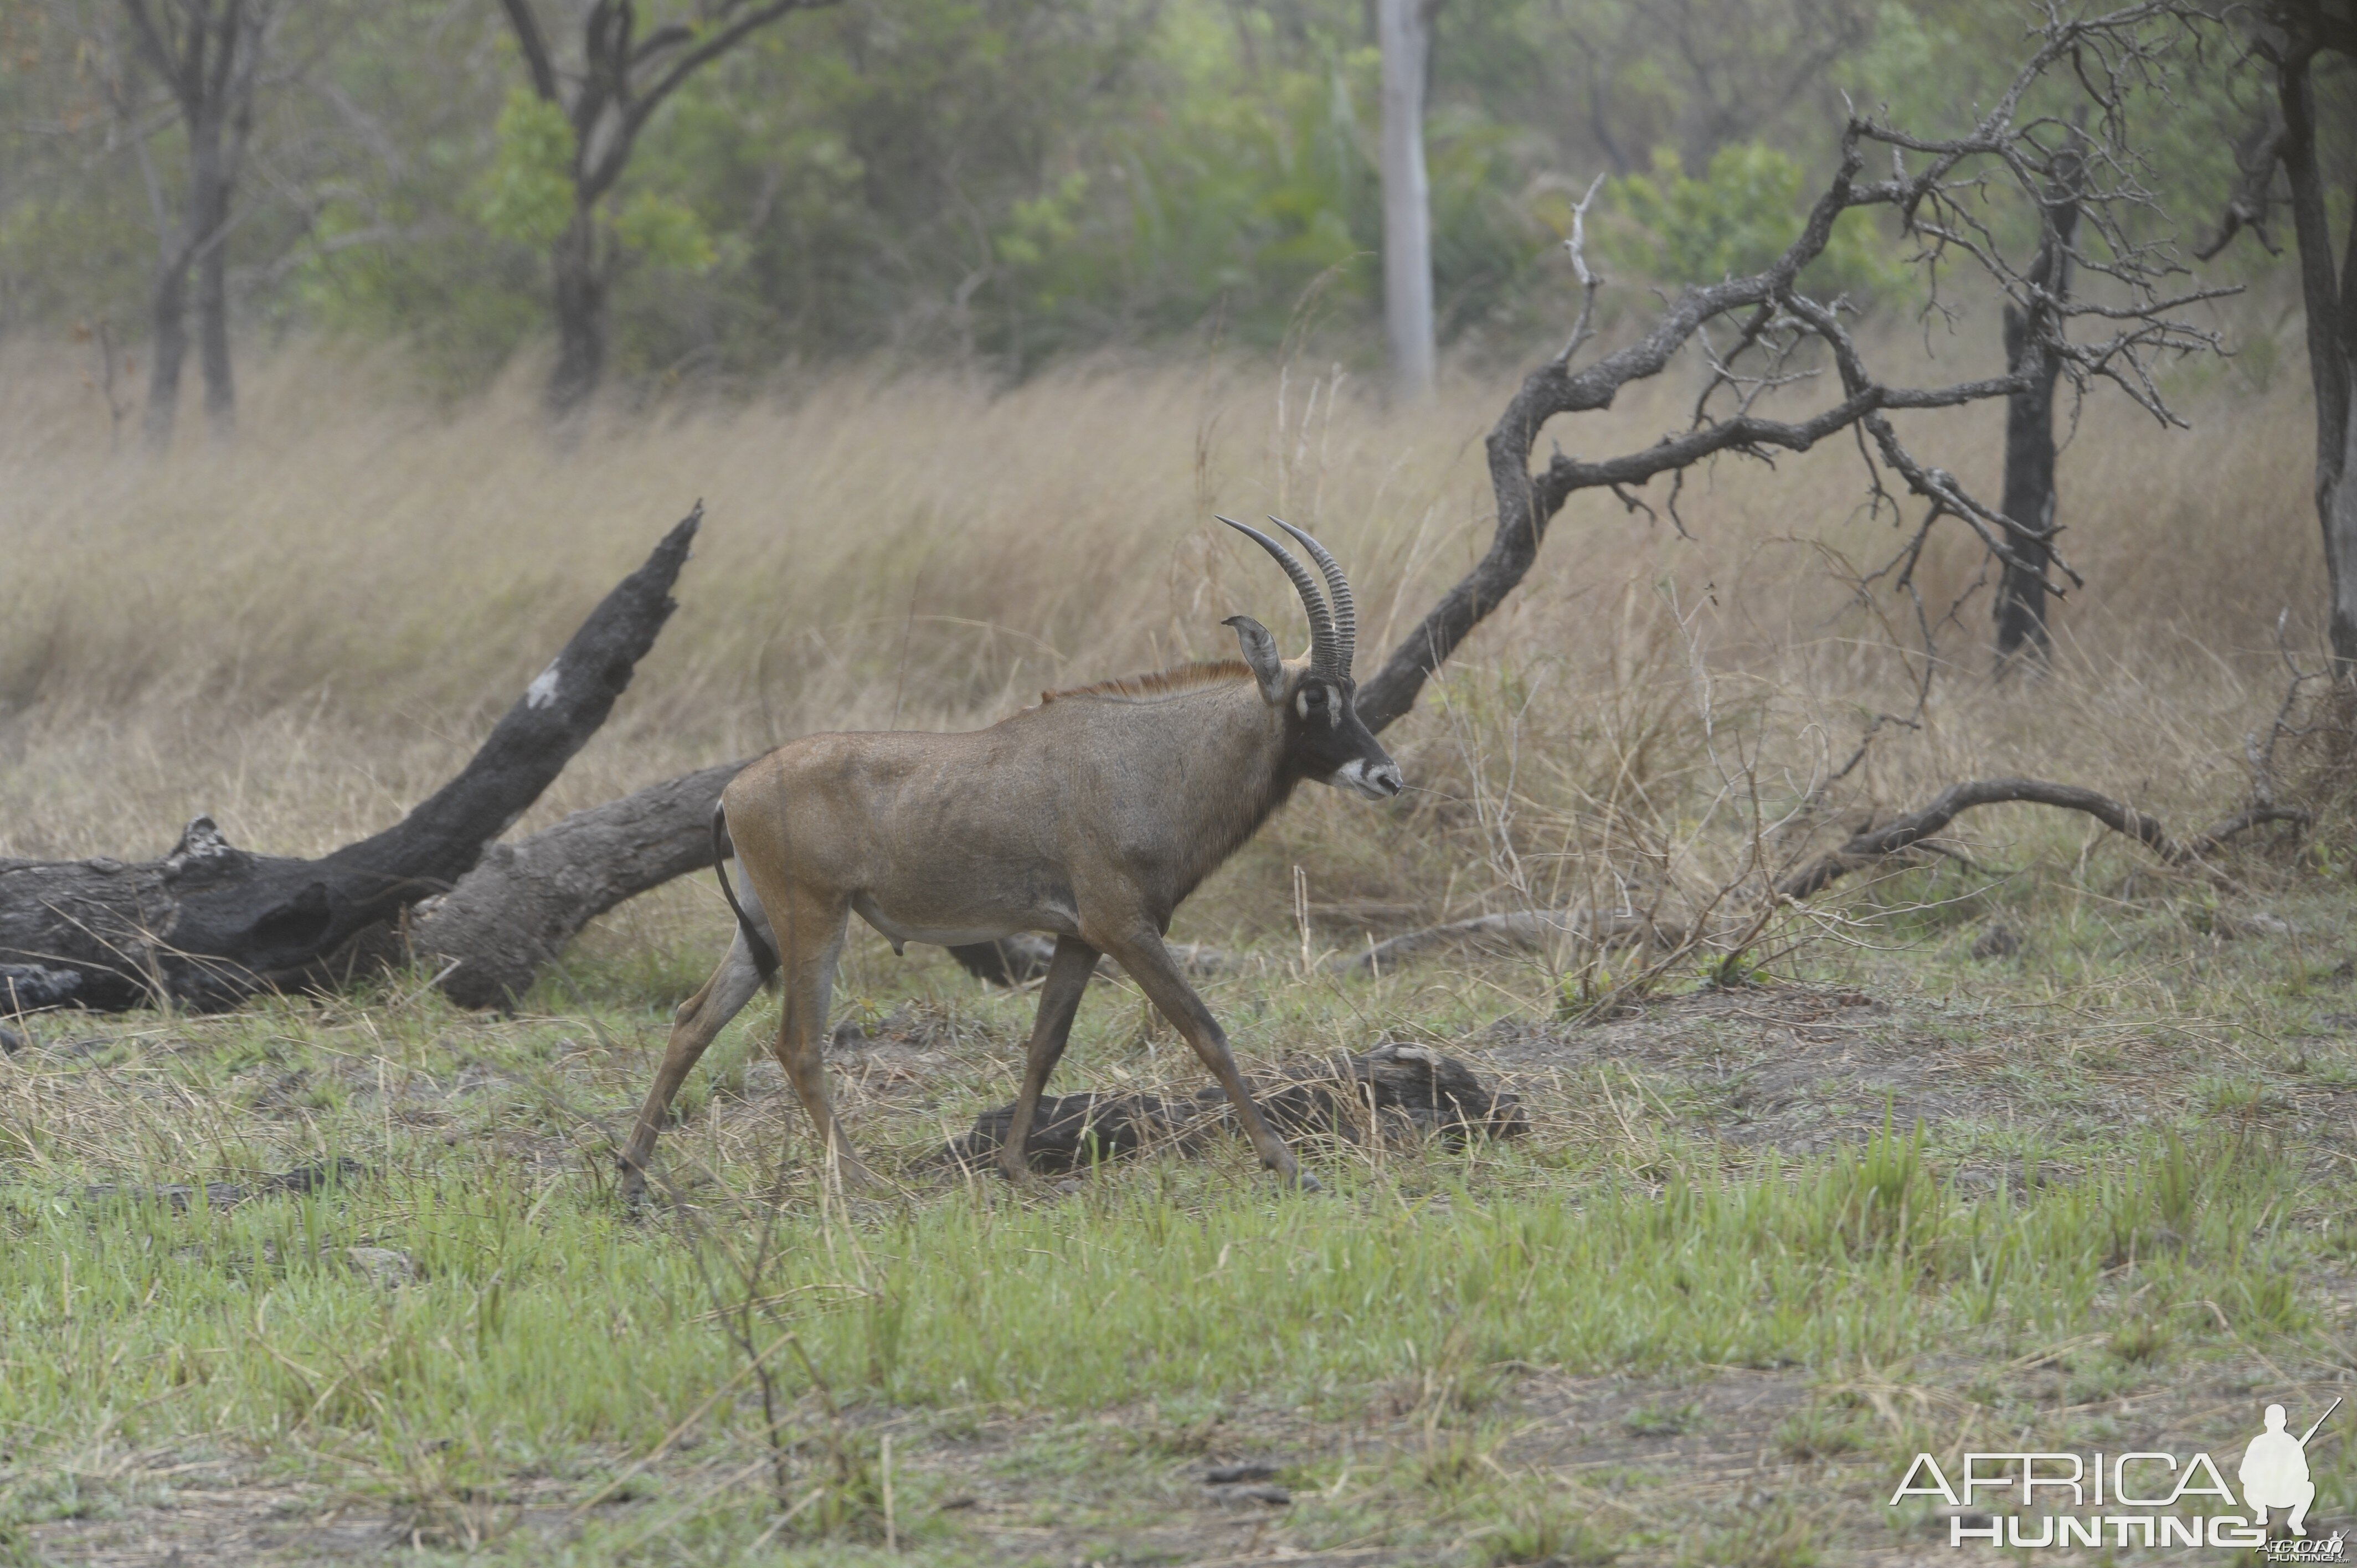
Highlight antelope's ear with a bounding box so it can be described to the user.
[1223,615,1286,704]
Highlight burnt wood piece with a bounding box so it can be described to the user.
[0,508,702,1011]
[414,759,748,1008]
[943,933,1059,987]
[933,933,1233,989]
[80,1157,365,1211]
[2,966,85,1012]
[955,1090,1195,1172]
[946,1043,1527,1173]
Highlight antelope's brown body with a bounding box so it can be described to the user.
[617,519,1402,1197]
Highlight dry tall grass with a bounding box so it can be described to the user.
[0,318,2321,951]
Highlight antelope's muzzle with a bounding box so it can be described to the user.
[1334,757,1405,800]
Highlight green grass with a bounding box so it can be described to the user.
[4,1125,2307,1448]
[3,861,2356,1564]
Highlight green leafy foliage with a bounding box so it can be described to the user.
[0,0,2293,387]
[475,89,575,248]
[1605,142,1910,296]
[613,189,716,274]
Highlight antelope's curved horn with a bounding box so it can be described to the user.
[1218,516,1336,669]
[1270,518,1355,673]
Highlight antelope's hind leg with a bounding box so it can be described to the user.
[764,888,871,1191]
[620,926,773,1204]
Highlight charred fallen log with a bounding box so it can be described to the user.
[80,1157,365,1211]
[945,1042,1527,1174]
[0,508,702,1012]
[410,759,747,1009]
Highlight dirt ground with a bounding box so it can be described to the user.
[16,976,2355,1567]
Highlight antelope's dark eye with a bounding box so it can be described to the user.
[1304,686,1326,707]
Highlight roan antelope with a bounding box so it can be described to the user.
[617,518,1403,1198]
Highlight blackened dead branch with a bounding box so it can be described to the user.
[0,508,702,1011]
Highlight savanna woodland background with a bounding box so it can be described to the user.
[3,1,2356,1563]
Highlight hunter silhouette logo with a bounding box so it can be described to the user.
[2246,1399,2340,1538]
[1891,1397,2343,1550]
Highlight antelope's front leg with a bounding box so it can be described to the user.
[997,936,1099,1182]
[1093,926,1315,1190]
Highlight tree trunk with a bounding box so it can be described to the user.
[2330,396,2357,674]
[144,109,223,452]
[548,210,609,417]
[1993,309,2062,669]
[198,44,256,447]
[2277,46,2357,671]
[142,250,192,451]
[0,509,702,1012]
[133,6,248,457]
[197,202,235,445]
[1378,0,1435,404]
[1993,145,2081,673]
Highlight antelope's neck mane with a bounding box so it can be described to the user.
[1032,656,1295,909]
[1038,659,1253,704]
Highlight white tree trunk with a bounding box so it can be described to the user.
[1378,0,1435,404]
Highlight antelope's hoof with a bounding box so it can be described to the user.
[831,1158,883,1195]
[616,1159,651,1212]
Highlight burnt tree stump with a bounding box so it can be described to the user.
[0,507,703,1012]
[947,1043,1528,1174]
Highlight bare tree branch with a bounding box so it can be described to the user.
[1772,778,2309,901]
[497,0,563,103]
[2195,104,2288,260]
[623,2,830,146]
[1355,3,2228,732]
[0,510,704,1012]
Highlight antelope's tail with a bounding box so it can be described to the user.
[711,802,780,983]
